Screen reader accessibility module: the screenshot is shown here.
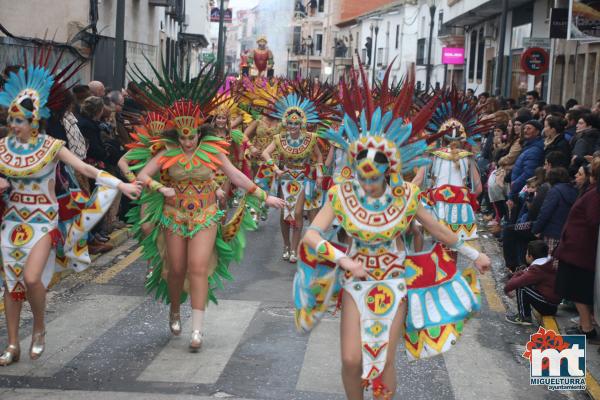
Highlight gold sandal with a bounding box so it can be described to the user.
[30,330,46,360]
[0,344,20,366]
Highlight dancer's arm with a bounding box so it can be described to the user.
[231,115,243,129]
[415,203,490,273]
[57,147,141,200]
[303,201,367,278]
[117,151,137,183]
[469,159,482,195]
[313,143,324,186]
[262,141,283,176]
[411,166,427,187]
[216,152,284,208]
[137,151,175,198]
[243,120,259,156]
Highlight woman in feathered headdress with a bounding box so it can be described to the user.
[127,60,284,351]
[259,91,325,264]
[298,66,491,399]
[422,87,495,241]
[0,50,141,366]
[209,96,250,210]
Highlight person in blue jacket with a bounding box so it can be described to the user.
[507,120,545,211]
[532,167,578,256]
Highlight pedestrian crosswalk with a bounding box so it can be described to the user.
[0,292,578,400]
[0,294,144,377]
[137,300,260,384]
[0,234,581,400]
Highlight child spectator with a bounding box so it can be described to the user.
[505,240,560,325]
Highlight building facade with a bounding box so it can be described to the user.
[0,0,210,89]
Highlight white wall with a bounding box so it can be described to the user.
[97,0,161,46]
[0,0,88,43]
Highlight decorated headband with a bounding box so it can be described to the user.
[165,100,203,138]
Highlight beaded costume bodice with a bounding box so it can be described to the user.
[328,180,421,257]
[274,131,317,168]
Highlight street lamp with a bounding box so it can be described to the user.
[425,0,437,92]
[217,0,230,79]
[371,17,382,87]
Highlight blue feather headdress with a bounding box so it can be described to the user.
[0,65,54,135]
[321,63,438,191]
[270,92,320,127]
[426,87,495,147]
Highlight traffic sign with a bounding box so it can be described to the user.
[521,47,550,76]
[522,37,551,49]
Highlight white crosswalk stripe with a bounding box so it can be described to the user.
[137,299,260,384]
[0,294,144,377]
[296,319,344,394]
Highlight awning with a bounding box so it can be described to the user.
[178,32,209,48]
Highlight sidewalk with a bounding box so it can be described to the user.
[0,227,132,313]
[478,219,600,399]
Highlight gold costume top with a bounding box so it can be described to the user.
[161,163,222,237]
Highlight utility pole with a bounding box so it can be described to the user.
[425,3,436,93]
[216,0,226,78]
[494,0,509,96]
[114,0,126,89]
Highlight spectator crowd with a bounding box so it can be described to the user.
[468,89,600,343]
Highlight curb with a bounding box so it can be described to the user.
[541,315,600,399]
[0,227,132,313]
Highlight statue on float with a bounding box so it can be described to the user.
[248,35,274,77]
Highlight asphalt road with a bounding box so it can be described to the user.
[0,212,591,400]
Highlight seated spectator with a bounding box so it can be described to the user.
[554,157,599,340]
[532,167,578,256]
[543,115,571,159]
[505,240,560,325]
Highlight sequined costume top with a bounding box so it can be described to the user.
[160,162,221,238]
